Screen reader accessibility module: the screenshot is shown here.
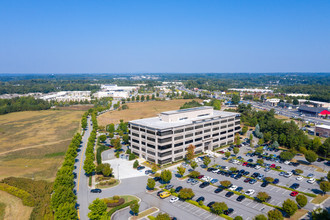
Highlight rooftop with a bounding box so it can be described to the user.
[316,124,330,130]
[161,106,213,115]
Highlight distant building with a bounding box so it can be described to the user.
[298,106,330,117]
[315,125,330,138]
[40,91,91,102]
[286,93,309,97]
[229,88,273,93]
[297,99,330,108]
[265,98,280,106]
[128,107,240,165]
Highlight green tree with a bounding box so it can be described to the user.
[256,192,270,202]
[282,199,298,217]
[83,157,95,175]
[249,133,253,143]
[232,94,240,105]
[229,167,237,172]
[264,132,272,143]
[267,209,283,220]
[186,144,195,161]
[220,180,232,188]
[257,159,264,165]
[133,160,139,168]
[254,214,267,220]
[258,138,264,145]
[190,161,198,170]
[235,133,241,146]
[122,134,129,144]
[212,99,222,110]
[178,188,195,200]
[177,166,186,177]
[136,95,140,102]
[107,123,115,133]
[211,202,228,215]
[99,135,107,142]
[151,94,155,100]
[264,177,274,183]
[55,202,78,220]
[130,200,140,215]
[155,213,170,220]
[160,170,172,183]
[151,165,158,173]
[294,169,303,175]
[102,163,112,177]
[296,194,307,208]
[293,98,299,105]
[109,133,114,139]
[146,95,150,101]
[189,171,200,178]
[233,147,239,155]
[305,150,318,163]
[88,198,107,220]
[234,217,243,220]
[279,151,295,161]
[203,156,211,167]
[311,137,322,152]
[255,146,264,155]
[320,181,330,195]
[147,178,155,190]
[242,126,248,135]
[328,171,330,181]
[225,151,231,158]
[141,95,145,102]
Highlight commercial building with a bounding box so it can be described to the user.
[298,106,330,117]
[128,106,241,165]
[40,91,91,102]
[265,98,280,106]
[315,125,330,138]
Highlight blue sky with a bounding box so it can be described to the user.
[0,0,330,73]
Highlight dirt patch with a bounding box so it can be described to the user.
[0,190,33,220]
[98,99,199,126]
[311,194,330,204]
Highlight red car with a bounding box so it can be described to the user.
[290,191,298,197]
[244,178,251,183]
[218,151,224,154]
[242,162,248,166]
[197,175,204,179]
[270,164,276,168]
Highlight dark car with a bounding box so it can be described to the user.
[207,201,215,208]
[137,166,145,170]
[235,187,243,192]
[157,190,164,196]
[261,182,269,187]
[290,183,300,190]
[90,188,102,193]
[252,172,259,178]
[175,186,183,193]
[214,187,224,193]
[247,159,253,162]
[207,167,216,172]
[224,208,234,215]
[197,175,204,179]
[244,178,251,183]
[196,196,205,202]
[154,177,161,181]
[199,182,210,188]
[243,171,250,176]
[225,191,234,197]
[165,184,174,190]
[272,178,279,184]
[236,195,246,202]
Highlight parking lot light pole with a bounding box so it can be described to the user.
[117,164,120,180]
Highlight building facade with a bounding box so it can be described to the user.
[315,125,330,138]
[128,106,241,165]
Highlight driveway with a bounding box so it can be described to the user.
[103,158,146,179]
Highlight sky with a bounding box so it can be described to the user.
[0,0,330,73]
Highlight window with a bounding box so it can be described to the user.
[235,121,240,125]
[195,150,202,154]
[204,123,211,127]
[158,151,172,157]
[141,135,145,138]
[204,135,210,139]
[147,150,155,155]
[198,114,209,117]
[213,121,220,125]
[228,124,234,127]
[140,128,145,132]
[212,133,219,137]
[147,143,155,149]
[204,129,211,133]
[147,136,155,142]
[158,137,172,143]
[174,149,183,154]
[174,156,183,161]
[221,120,227,123]
[235,126,241,130]
[142,141,146,145]
[159,144,172,150]
[228,118,234,122]
[213,127,219,131]
[174,136,183,140]
[228,129,233,133]
[185,133,193,138]
[157,130,173,136]
[174,142,183,147]
[196,143,202,147]
[213,138,219,142]
[221,125,226,129]
[185,127,193,132]
[148,157,155,163]
[228,134,234,138]
[132,145,139,150]
[147,130,155,135]
[132,126,139,130]
[195,137,202,142]
[174,129,184,134]
[185,139,193,144]
[132,133,139,137]
[220,131,226,135]
[179,117,188,120]
[132,139,139,143]
[220,136,226,140]
[195,125,203,129]
[158,158,172,165]
[195,131,203,136]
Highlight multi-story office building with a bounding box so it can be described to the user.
[128,106,241,165]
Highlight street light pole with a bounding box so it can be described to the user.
[117,164,120,180]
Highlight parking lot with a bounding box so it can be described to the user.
[102,157,146,179]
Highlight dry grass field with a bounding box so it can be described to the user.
[0,110,84,181]
[98,99,198,126]
[0,191,33,220]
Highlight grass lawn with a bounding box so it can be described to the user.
[285,209,308,220]
[130,207,158,220]
[0,190,33,220]
[311,194,329,204]
[97,99,199,126]
[0,109,84,181]
[96,179,120,189]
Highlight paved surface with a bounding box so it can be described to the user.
[103,158,146,179]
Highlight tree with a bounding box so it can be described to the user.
[305,150,318,163]
[151,165,158,173]
[254,214,267,220]
[160,170,172,183]
[235,133,241,146]
[233,147,239,155]
[102,163,112,177]
[189,171,200,178]
[279,151,295,161]
[255,146,264,155]
[109,133,114,139]
[272,141,279,149]
[232,94,240,105]
[296,195,307,208]
[220,180,232,188]
[328,171,330,181]
[267,209,283,220]
[294,169,303,175]
[293,98,299,105]
[257,159,264,165]
[254,124,263,139]
[234,217,243,220]
[122,134,129,144]
[229,167,237,172]
[131,96,135,102]
[151,94,155,100]
[55,202,78,220]
[155,213,171,220]
[264,177,274,183]
[147,178,155,190]
[249,133,253,144]
[225,151,231,158]
[203,156,211,167]
[107,123,115,133]
[256,192,270,202]
[190,160,198,170]
[177,166,186,177]
[242,126,248,135]
[146,95,150,101]
[258,139,264,145]
[96,164,105,174]
[264,132,272,143]
[83,157,95,175]
[141,95,145,102]
[178,188,195,200]
[88,198,107,220]
[186,145,195,161]
[282,199,298,217]
[320,181,330,195]
[130,200,139,215]
[311,137,322,152]
[136,95,140,102]
[133,160,139,168]
[211,202,228,215]
[99,135,107,142]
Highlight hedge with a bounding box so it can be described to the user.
[96,144,108,165]
[107,200,137,218]
[0,183,35,207]
[105,198,125,207]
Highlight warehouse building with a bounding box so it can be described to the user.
[315,125,330,138]
[128,106,241,165]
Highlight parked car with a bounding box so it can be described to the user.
[307,173,315,178]
[187,178,193,183]
[236,195,246,202]
[169,197,179,203]
[191,179,199,185]
[199,182,210,188]
[137,166,145,170]
[290,191,298,197]
[90,188,102,193]
[245,189,255,195]
[272,179,279,184]
[165,184,174,190]
[154,177,161,182]
[210,179,218,184]
[175,186,183,193]
[159,191,171,199]
[225,192,234,197]
[244,178,251,183]
[197,175,204,179]
[307,178,316,184]
[157,190,164,196]
[224,208,234,215]
[235,187,243,192]
[214,187,224,193]
[296,176,303,181]
[261,182,269,187]
[290,183,300,190]
[249,179,257,184]
[229,185,238,191]
[196,196,205,202]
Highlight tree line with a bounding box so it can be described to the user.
[0,96,52,115]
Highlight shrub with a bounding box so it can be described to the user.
[129,153,136,160]
[0,183,35,207]
[104,198,125,207]
[113,195,120,200]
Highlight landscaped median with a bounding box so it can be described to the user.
[106,195,140,218]
[129,207,159,220]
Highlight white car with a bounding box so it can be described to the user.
[169,197,179,203]
[284,161,290,165]
[307,178,316,184]
[224,166,229,171]
[212,169,220,173]
[284,172,293,178]
[229,185,238,191]
[245,189,255,196]
[307,173,315,178]
[232,160,239,164]
[255,165,261,170]
[296,176,303,181]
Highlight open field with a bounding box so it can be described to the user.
[0,191,33,220]
[98,99,198,126]
[0,110,84,181]
[285,209,308,220]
